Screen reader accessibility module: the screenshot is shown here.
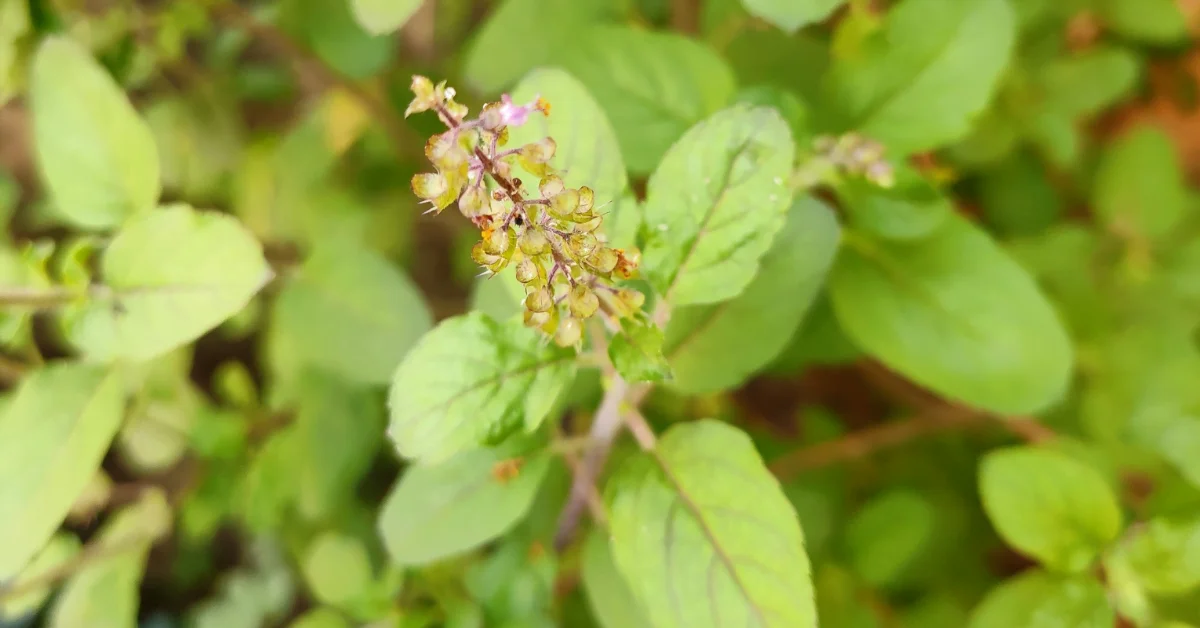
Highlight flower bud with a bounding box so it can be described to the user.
[515,258,538,284]
[568,284,599,319]
[549,189,580,218]
[405,75,437,117]
[518,228,548,256]
[555,317,582,347]
[525,287,553,313]
[585,248,619,274]
[567,232,598,258]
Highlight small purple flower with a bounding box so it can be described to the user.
[497,93,543,127]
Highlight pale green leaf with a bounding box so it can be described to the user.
[282,0,391,80]
[607,419,816,628]
[558,26,737,173]
[30,36,160,229]
[642,105,795,307]
[302,532,373,606]
[741,0,845,33]
[968,570,1113,628]
[378,448,550,566]
[506,67,627,210]
[387,312,576,463]
[582,531,653,628]
[825,0,1016,155]
[0,363,125,579]
[664,197,840,394]
[609,319,672,384]
[829,215,1073,415]
[274,241,431,385]
[1092,126,1187,242]
[1110,516,1200,595]
[979,447,1122,572]
[0,533,81,620]
[1038,45,1141,117]
[0,0,29,107]
[48,490,171,628]
[844,490,935,587]
[768,293,862,373]
[1095,0,1188,44]
[63,204,272,363]
[290,607,351,628]
[350,0,421,35]
[461,0,626,93]
[835,162,951,241]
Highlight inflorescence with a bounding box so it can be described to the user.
[405,76,644,348]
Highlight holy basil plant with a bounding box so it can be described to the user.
[1,0,1197,625]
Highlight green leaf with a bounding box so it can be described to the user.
[967,570,1113,628]
[48,490,171,628]
[1092,126,1187,242]
[274,241,431,385]
[1038,45,1141,118]
[281,0,391,80]
[558,26,737,174]
[506,67,627,210]
[0,0,29,107]
[1109,516,1200,595]
[63,204,272,363]
[290,608,352,628]
[609,319,672,384]
[349,0,421,35]
[30,35,160,229]
[0,533,81,620]
[581,531,653,628]
[979,447,1123,572]
[835,162,951,241]
[824,0,1016,155]
[462,0,625,93]
[642,105,796,307]
[1094,0,1188,44]
[979,150,1063,237]
[606,419,817,628]
[829,215,1073,415]
[0,362,125,579]
[741,0,845,33]
[377,448,550,566]
[301,532,373,606]
[844,490,935,588]
[387,312,576,463]
[768,293,862,373]
[664,197,840,394]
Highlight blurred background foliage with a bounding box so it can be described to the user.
[3,0,1200,626]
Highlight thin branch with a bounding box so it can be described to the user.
[207,0,415,159]
[0,533,155,602]
[0,286,88,309]
[622,406,658,451]
[767,410,979,479]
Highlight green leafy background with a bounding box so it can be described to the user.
[1,0,1200,626]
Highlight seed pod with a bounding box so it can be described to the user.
[521,137,557,163]
[575,215,603,232]
[585,248,619,274]
[577,186,594,214]
[539,176,564,199]
[471,242,499,267]
[483,227,509,255]
[411,173,447,201]
[555,317,582,347]
[568,284,599,319]
[617,289,645,310]
[525,287,553,313]
[567,232,598,258]
[515,258,538,284]
[459,184,488,217]
[549,189,580,218]
[518,228,548,256]
[524,309,550,329]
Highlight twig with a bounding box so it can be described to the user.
[767,410,979,479]
[622,406,658,451]
[0,534,155,602]
[0,286,87,309]
[207,0,415,159]
[553,373,631,551]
